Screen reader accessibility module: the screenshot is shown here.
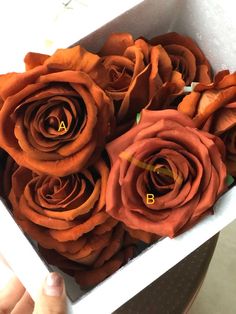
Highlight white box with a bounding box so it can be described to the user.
[0,1,235,313]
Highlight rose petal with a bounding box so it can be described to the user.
[18,196,76,230]
[49,212,109,241]
[45,45,108,87]
[74,246,134,288]
[213,103,236,134]
[99,33,134,56]
[24,52,50,71]
[193,87,236,127]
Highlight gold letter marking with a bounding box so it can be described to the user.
[58,121,67,132]
[146,194,155,204]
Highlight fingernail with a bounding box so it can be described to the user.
[43,272,64,297]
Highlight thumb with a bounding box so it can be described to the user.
[33,272,68,314]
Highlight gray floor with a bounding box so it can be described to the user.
[189,220,236,314]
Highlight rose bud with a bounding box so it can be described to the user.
[106,110,227,241]
[0,46,114,176]
[178,70,236,176]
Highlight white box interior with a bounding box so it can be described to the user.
[0,0,235,313]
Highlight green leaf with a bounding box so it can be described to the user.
[226,175,234,186]
[136,113,141,124]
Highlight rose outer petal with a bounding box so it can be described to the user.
[18,196,77,230]
[213,103,236,134]
[99,33,134,56]
[14,216,87,254]
[49,212,109,242]
[24,52,50,71]
[74,246,134,289]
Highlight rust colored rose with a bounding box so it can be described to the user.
[144,32,212,110]
[38,225,135,289]
[106,110,227,241]
[178,70,236,176]
[99,33,184,130]
[150,32,212,85]
[0,46,114,176]
[4,155,135,287]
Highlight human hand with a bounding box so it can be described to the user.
[0,256,68,314]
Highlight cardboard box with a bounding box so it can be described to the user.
[0,0,235,313]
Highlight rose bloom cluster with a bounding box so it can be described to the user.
[0,32,235,288]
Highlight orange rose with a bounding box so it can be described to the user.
[99,33,184,131]
[38,225,135,289]
[143,32,212,110]
[0,46,114,176]
[4,155,135,287]
[8,156,113,255]
[106,110,227,241]
[178,70,236,175]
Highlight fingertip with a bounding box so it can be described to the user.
[34,272,68,314]
[43,272,64,297]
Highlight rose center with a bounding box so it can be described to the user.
[154,165,174,186]
[143,156,176,196]
[108,66,132,90]
[45,116,59,131]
